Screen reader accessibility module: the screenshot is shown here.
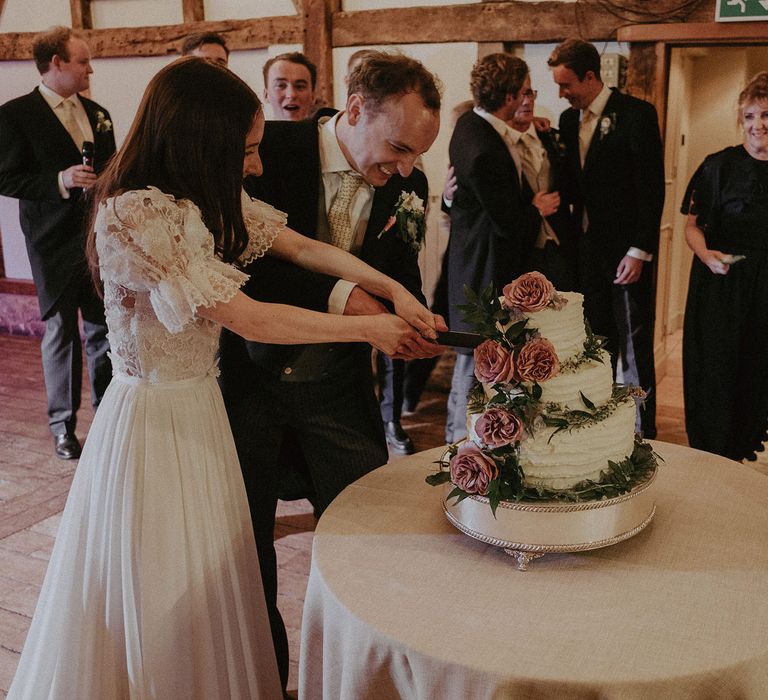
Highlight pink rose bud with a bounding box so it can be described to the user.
[473,339,516,385]
[515,337,559,383]
[502,271,555,312]
[449,442,499,495]
[475,406,524,448]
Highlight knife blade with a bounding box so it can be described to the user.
[435,331,484,349]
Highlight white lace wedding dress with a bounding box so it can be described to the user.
[8,187,284,699]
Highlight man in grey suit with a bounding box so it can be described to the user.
[0,27,115,458]
[220,52,443,690]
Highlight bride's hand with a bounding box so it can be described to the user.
[367,314,423,357]
[390,287,448,342]
[367,314,447,360]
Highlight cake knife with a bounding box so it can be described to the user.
[435,331,484,349]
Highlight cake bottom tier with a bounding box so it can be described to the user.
[519,399,637,489]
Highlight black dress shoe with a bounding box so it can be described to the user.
[384,420,414,455]
[54,433,81,460]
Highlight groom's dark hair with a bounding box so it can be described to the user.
[347,51,441,114]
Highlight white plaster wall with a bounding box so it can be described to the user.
[90,0,182,27]
[0,0,71,32]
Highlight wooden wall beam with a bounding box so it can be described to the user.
[332,0,716,47]
[304,0,339,109]
[182,0,205,24]
[70,0,93,30]
[0,17,303,61]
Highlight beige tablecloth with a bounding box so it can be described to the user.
[299,441,768,699]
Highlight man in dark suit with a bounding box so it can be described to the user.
[445,53,560,442]
[219,52,442,689]
[548,39,665,438]
[0,26,115,459]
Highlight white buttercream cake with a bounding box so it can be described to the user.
[466,285,640,492]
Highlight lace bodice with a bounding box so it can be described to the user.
[95,187,285,382]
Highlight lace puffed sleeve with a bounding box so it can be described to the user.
[238,190,287,266]
[95,187,248,332]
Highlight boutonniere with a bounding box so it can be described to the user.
[95,110,113,134]
[551,130,567,158]
[599,112,617,140]
[378,190,426,253]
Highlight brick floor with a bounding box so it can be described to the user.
[0,331,702,698]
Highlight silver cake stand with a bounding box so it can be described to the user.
[442,469,658,570]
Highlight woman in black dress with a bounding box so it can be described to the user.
[681,71,768,461]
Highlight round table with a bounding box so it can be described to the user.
[298,442,768,699]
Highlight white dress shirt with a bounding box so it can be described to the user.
[39,83,94,200]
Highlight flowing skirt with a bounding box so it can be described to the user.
[8,373,281,699]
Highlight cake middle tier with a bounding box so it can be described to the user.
[518,398,637,490]
[482,351,614,409]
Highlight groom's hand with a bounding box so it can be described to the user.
[343,286,388,316]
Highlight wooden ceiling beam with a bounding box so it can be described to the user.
[70,0,93,30]
[181,0,205,24]
[0,16,303,61]
[332,0,716,46]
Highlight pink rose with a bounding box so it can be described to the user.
[449,442,499,495]
[515,337,559,383]
[473,340,515,385]
[475,407,524,448]
[501,272,555,312]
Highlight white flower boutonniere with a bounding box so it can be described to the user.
[378,190,426,253]
[599,112,617,140]
[95,110,113,134]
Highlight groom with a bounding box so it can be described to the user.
[219,51,442,688]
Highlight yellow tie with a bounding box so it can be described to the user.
[519,134,541,191]
[328,171,364,251]
[579,110,594,167]
[60,99,84,151]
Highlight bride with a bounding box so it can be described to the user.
[7,57,442,699]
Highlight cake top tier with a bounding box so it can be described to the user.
[518,291,585,362]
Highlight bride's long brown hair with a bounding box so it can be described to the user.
[86,56,262,287]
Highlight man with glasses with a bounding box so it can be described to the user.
[507,84,578,291]
[444,54,560,442]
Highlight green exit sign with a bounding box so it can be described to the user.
[716,0,768,21]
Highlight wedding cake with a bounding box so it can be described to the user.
[430,271,657,511]
[430,272,658,567]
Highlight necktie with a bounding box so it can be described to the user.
[520,134,559,247]
[328,171,364,251]
[519,134,542,190]
[579,110,594,167]
[60,99,84,151]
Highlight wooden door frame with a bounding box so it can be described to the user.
[622,21,768,139]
